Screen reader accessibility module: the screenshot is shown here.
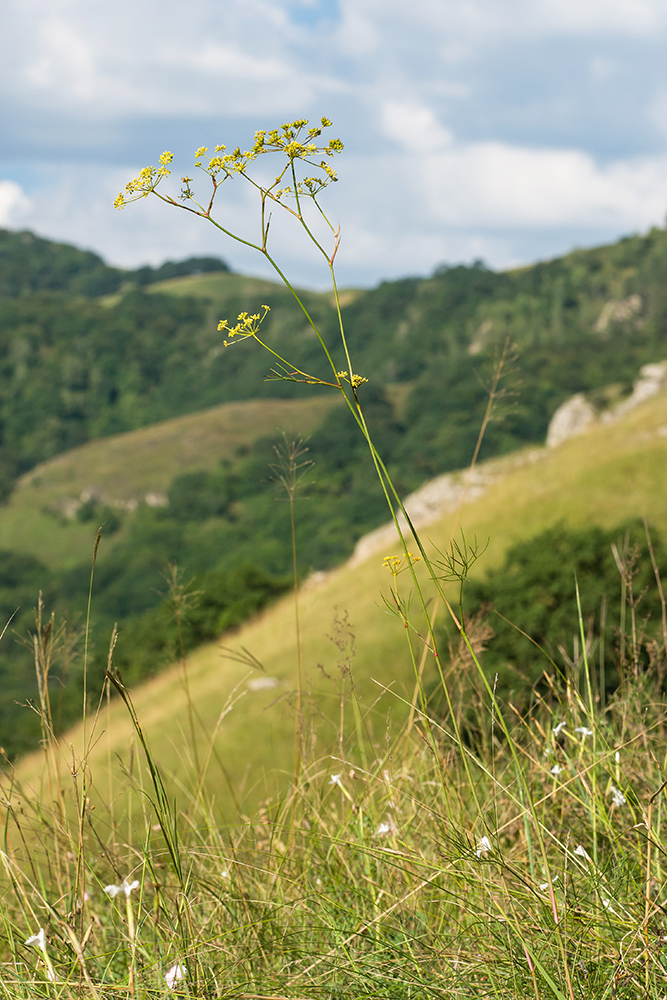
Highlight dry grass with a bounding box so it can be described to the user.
[13,389,667,821]
[0,396,337,568]
[3,596,667,998]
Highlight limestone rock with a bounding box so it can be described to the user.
[604,361,667,421]
[594,293,642,334]
[349,467,489,566]
[546,394,597,448]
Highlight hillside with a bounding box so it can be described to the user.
[16,382,667,817]
[4,395,337,568]
[1,223,667,757]
[143,228,667,484]
[3,224,667,495]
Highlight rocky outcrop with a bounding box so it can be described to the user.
[468,319,493,356]
[546,394,597,448]
[546,360,667,447]
[348,467,491,566]
[594,294,642,334]
[602,361,667,421]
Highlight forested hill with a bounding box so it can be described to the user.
[0,224,666,756]
[1,224,667,497]
[0,228,231,298]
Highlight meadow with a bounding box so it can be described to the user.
[1,118,667,998]
[5,399,667,997]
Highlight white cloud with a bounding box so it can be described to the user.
[339,0,667,40]
[187,42,289,82]
[534,0,662,34]
[0,181,31,225]
[2,0,335,120]
[335,6,382,56]
[11,129,667,290]
[3,0,667,287]
[24,19,96,102]
[380,101,454,152]
[422,142,667,229]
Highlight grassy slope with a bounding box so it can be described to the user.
[16,386,667,816]
[147,271,365,307]
[0,268,348,572]
[148,271,285,301]
[0,395,337,569]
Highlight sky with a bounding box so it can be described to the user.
[3,0,667,289]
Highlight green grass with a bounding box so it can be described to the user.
[147,270,366,309]
[5,131,667,997]
[13,386,667,803]
[0,395,337,569]
[4,499,667,996]
[149,270,289,301]
[3,387,667,1000]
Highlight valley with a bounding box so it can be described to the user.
[0,223,666,763]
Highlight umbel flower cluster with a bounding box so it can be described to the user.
[218,306,271,348]
[112,116,372,395]
[114,117,343,209]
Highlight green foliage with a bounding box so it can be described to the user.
[0,289,207,476]
[109,563,290,685]
[133,255,230,286]
[0,551,57,756]
[7,137,667,994]
[2,223,667,755]
[8,621,667,998]
[167,465,236,521]
[0,230,230,298]
[454,520,667,699]
[2,224,667,496]
[0,228,124,297]
[76,499,122,534]
[390,233,667,480]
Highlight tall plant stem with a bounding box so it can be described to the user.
[290,484,303,783]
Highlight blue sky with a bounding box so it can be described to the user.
[2,0,667,288]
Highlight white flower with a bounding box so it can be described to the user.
[601,896,616,914]
[25,928,56,981]
[539,876,559,891]
[329,774,342,787]
[543,746,553,756]
[610,785,626,807]
[550,764,563,775]
[104,878,140,899]
[165,963,187,990]
[615,751,620,763]
[376,817,398,836]
[25,928,46,949]
[552,721,567,736]
[574,726,593,738]
[476,835,492,858]
[574,844,592,863]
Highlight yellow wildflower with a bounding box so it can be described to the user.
[382,552,421,576]
[336,370,369,388]
[218,304,271,347]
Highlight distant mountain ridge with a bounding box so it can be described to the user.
[0,228,230,298]
[1,223,667,493]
